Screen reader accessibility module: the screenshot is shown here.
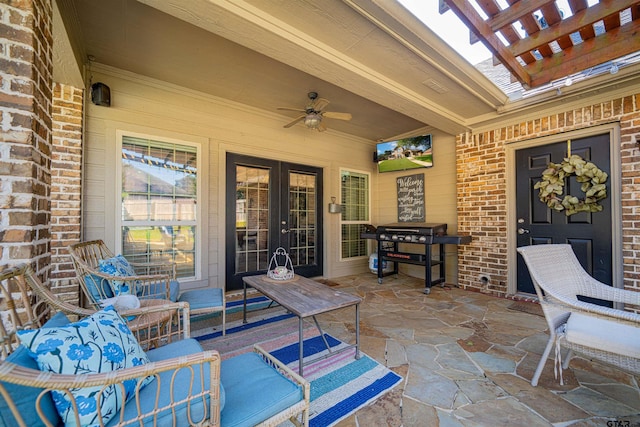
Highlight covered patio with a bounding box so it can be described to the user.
[2,0,640,424]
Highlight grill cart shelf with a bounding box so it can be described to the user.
[362,223,472,294]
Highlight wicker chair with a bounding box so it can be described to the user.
[0,264,310,426]
[517,244,640,386]
[68,239,225,335]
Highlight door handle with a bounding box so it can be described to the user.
[281,228,290,234]
[517,228,530,234]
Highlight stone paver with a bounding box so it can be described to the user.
[318,273,640,426]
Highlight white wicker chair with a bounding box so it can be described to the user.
[517,244,640,386]
[68,239,225,335]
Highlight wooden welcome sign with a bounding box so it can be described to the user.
[396,173,425,222]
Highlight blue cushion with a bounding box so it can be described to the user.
[111,338,222,426]
[220,352,303,427]
[17,306,154,426]
[99,254,136,295]
[83,273,114,302]
[44,310,72,328]
[178,288,224,311]
[0,312,70,427]
[141,279,179,301]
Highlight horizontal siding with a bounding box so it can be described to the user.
[84,66,377,289]
[372,129,459,284]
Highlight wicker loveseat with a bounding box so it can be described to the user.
[0,264,310,426]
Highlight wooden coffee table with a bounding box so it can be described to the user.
[242,275,361,376]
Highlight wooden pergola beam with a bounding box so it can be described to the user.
[487,0,553,32]
[509,0,638,57]
[525,20,640,87]
[446,0,532,87]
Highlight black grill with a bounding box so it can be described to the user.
[373,223,469,294]
[376,223,447,244]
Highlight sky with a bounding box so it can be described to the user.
[398,0,492,65]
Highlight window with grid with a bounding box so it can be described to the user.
[340,170,370,259]
[120,135,199,280]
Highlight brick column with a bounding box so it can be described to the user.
[50,82,83,303]
[0,0,53,281]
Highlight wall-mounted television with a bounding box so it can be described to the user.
[376,134,433,173]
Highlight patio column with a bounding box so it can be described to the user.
[50,82,83,303]
[0,0,54,280]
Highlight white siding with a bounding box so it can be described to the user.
[83,65,379,289]
[372,130,459,284]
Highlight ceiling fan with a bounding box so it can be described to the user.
[278,92,352,131]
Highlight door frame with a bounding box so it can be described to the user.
[505,122,623,295]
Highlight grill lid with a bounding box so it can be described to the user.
[376,223,447,236]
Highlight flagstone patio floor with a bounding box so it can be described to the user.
[310,273,640,427]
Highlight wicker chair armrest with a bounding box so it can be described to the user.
[21,268,96,319]
[119,301,191,350]
[120,274,172,300]
[82,269,172,300]
[579,276,640,306]
[0,350,221,427]
[129,261,177,279]
[546,295,640,327]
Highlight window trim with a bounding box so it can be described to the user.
[115,130,205,285]
[338,168,371,262]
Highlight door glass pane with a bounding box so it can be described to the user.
[235,166,270,273]
[289,172,316,266]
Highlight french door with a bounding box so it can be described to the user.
[225,153,323,291]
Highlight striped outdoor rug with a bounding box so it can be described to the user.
[194,299,403,427]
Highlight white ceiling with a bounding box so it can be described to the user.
[55,0,509,141]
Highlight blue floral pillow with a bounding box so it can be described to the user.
[17,306,154,426]
[99,254,136,295]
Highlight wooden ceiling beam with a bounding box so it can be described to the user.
[525,20,640,87]
[508,0,637,57]
[446,0,532,87]
[503,0,554,58]
[568,0,595,41]
[540,2,571,49]
[476,0,536,64]
[487,0,554,32]
[603,11,621,31]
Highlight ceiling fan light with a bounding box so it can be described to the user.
[304,113,322,129]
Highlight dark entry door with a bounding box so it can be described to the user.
[515,134,612,296]
[225,153,323,291]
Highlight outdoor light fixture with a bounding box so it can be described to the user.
[91,82,111,107]
[304,112,322,129]
[610,63,619,75]
[328,196,341,213]
[564,77,573,87]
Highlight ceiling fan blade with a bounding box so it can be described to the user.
[323,112,352,121]
[316,122,327,132]
[283,115,305,128]
[311,97,330,112]
[277,107,305,113]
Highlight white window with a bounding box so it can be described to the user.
[340,169,370,259]
[118,134,200,280]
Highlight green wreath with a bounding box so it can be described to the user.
[533,154,608,216]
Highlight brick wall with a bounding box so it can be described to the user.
[50,82,83,303]
[0,0,53,281]
[457,93,640,296]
